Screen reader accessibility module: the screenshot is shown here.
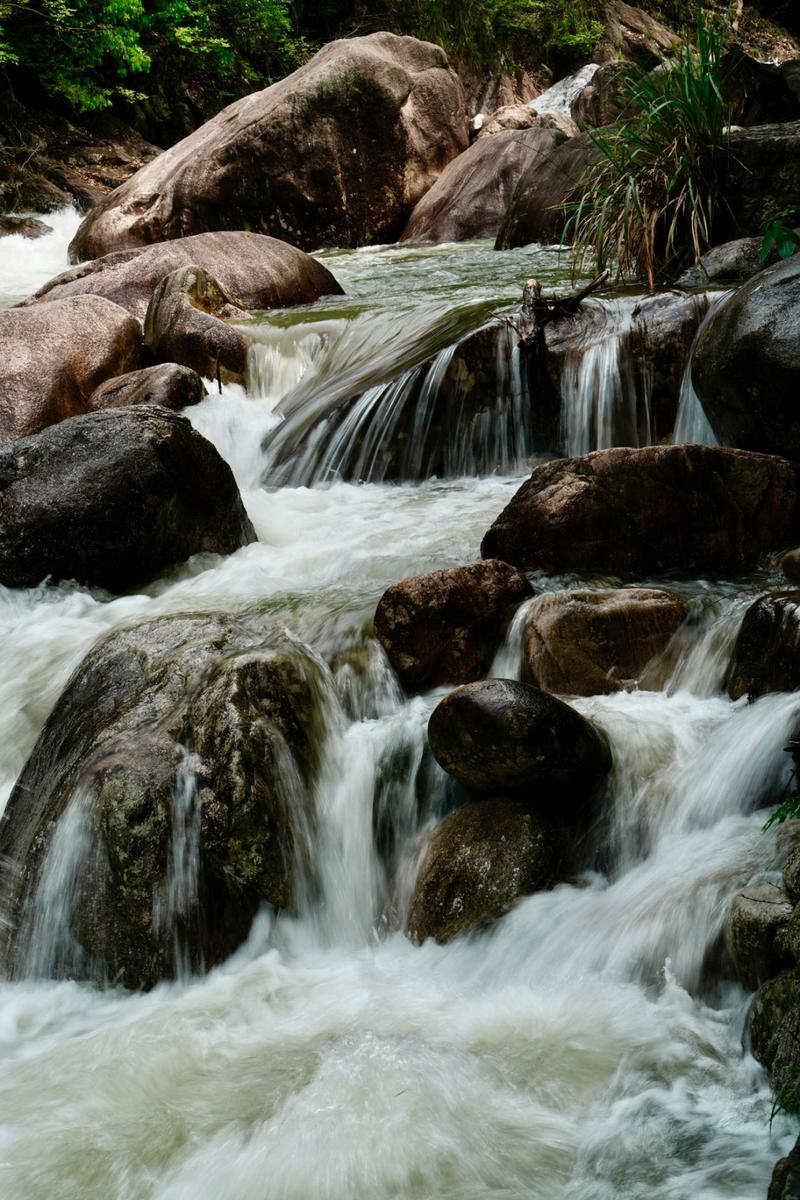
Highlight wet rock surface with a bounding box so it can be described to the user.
[70,33,468,259]
[0,296,142,442]
[480,445,798,577]
[724,881,793,991]
[0,614,324,989]
[692,257,800,462]
[0,216,52,239]
[374,560,532,690]
[143,266,250,384]
[495,132,599,248]
[427,678,611,806]
[406,797,566,944]
[0,406,255,591]
[748,969,800,1093]
[727,592,800,701]
[88,363,206,412]
[24,231,342,322]
[523,588,688,696]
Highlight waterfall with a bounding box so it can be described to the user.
[672,291,732,445]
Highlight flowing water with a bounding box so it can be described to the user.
[0,227,794,1198]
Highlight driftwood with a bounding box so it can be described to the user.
[501,269,610,346]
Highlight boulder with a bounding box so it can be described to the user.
[724,881,793,991]
[0,296,142,442]
[783,550,800,586]
[24,231,342,322]
[0,406,255,591]
[480,445,798,577]
[571,61,629,129]
[722,122,800,240]
[768,1137,800,1200]
[475,104,540,139]
[597,2,680,66]
[143,266,250,384]
[69,33,469,260]
[495,132,600,248]
[523,588,688,696]
[727,593,800,701]
[692,257,800,462]
[427,678,611,806]
[0,614,323,989]
[0,216,52,239]
[721,49,800,128]
[401,119,575,244]
[374,560,533,690]
[747,969,800,1097]
[677,235,782,289]
[88,363,206,412]
[785,846,800,904]
[406,798,566,944]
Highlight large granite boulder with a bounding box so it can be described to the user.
[88,363,206,412]
[481,445,798,577]
[523,588,688,696]
[427,678,611,808]
[24,231,342,322]
[597,1,680,66]
[406,798,566,944]
[0,407,255,591]
[495,132,599,248]
[374,560,532,690]
[400,118,575,244]
[69,33,469,260]
[692,257,800,462]
[0,296,141,442]
[143,266,250,384]
[0,614,324,989]
[727,593,800,701]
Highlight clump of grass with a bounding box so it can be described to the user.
[565,13,732,289]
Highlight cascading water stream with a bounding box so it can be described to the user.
[0,229,793,1199]
[672,290,732,445]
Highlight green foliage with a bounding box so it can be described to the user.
[761,214,800,264]
[565,11,731,288]
[770,1061,800,1124]
[763,791,800,830]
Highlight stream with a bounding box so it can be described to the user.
[0,214,794,1199]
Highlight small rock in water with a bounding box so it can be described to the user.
[427,678,611,809]
[0,215,53,239]
[783,549,800,585]
[374,560,532,691]
[406,797,567,944]
[523,588,688,696]
[88,363,206,412]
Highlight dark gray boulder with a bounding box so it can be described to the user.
[692,257,800,462]
[88,363,206,412]
[406,797,567,944]
[69,33,469,259]
[0,614,325,989]
[727,592,800,701]
[677,236,782,289]
[0,406,255,591]
[374,560,532,691]
[480,445,798,577]
[427,678,611,807]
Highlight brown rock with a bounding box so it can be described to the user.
[599,1,680,66]
[69,33,469,260]
[143,267,250,384]
[0,296,142,442]
[401,119,575,245]
[24,231,342,322]
[480,445,798,578]
[495,132,600,248]
[783,549,800,586]
[0,216,52,240]
[88,363,206,412]
[523,588,688,696]
[427,678,611,806]
[406,797,566,944]
[475,104,539,138]
[769,1136,800,1200]
[374,560,533,690]
[727,592,800,701]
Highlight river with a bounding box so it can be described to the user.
[0,213,794,1199]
